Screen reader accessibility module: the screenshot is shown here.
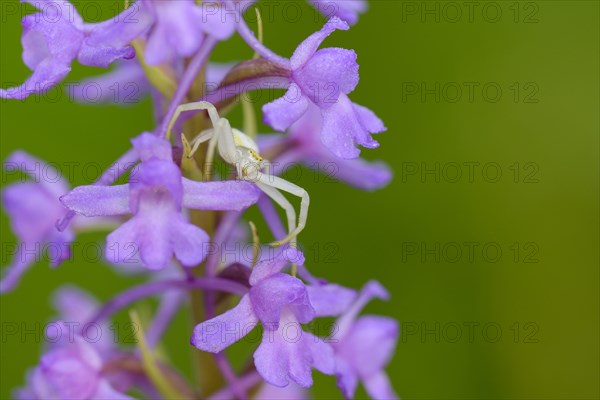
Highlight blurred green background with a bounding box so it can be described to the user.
[1,0,599,399]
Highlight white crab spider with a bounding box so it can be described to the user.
[167,101,309,247]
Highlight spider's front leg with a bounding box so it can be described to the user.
[186,104,238,178]
[188,129,214,158]
[166,101,222,140]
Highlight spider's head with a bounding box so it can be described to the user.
[232,129,265,179]
[238,147,265,180]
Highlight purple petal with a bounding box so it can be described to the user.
[4,151,69,196]
[362,371,398,400]
[249,247,305,285]
[294,48,359,107]
[170,217,210,267]
[72,61,149,104]
[353,101,386,133]
[22,0,84,29]
[0,246,36,293]
[77,44,135,68]
[20,11,83,65]
[263,84,309,132]
[163,0,205,52]
[92,380,135,400]
[334,280,389,339]
[290,17,349,70]
[334,356,359,399]
[60,185,130,217]
[85,5,152,48]
[338,316,398,377]
[132,205,177,270]
[254,330,291,387]
[308,0,367,25]
[46,228,74,267]
[37,339,102,399]
[310,157,392,191]
[129,159,184,211]
[106,218,142,266]
[198,2,237,40]
[0,59,71,100]
[304,331,335,375]
[182,179,261,211]
[3,182,63,243]
[144,23,172,66]
[289,101,390,189]
[144,0,204,65]
[131,133,173,162]
[191,294,258,353]
[287,101,323,143]
[52,285,99,324]
[253,314,332,388]
[320,94,382,159]
[250,273,314,328]
[339,159,392,191]
[51,286,114,352]
[82,4,151,69]
[72,335,104,369]
[31,366,59,399]
[13,385,37,400]
[306,284,356,317]
[2,6,84,99]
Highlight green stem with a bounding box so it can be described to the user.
[130,310,191,400]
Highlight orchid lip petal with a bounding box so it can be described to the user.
[191,294,258,353]
[306,284,357,317]
[262,84,309,132]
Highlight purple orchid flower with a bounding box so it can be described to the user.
[140,0,239,65]
[13,284,181,399]
[308,0,368,25]
[141,0,205,65]
[0,0,146,100]
[60,133,260,270]
[0,152,84,293]
[191,248,356,388]
[331,281,399,400]
[49,286,179,398]
[13,333,133,400]
[261,103,392,191]
[51,285,117,354]
[14,285,131,399]
[240,16,386,159]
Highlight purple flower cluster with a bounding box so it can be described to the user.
[2,0,397,399]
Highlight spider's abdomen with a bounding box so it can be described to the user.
[232,129,261,155]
